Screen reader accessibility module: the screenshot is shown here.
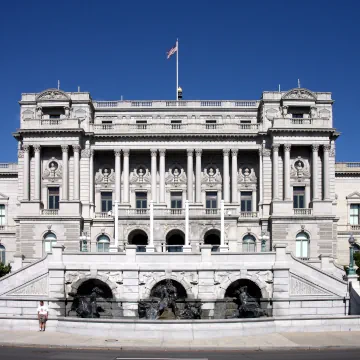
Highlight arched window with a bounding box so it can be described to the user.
[43,232,57,254]
[242,234,256,252]
[296,232,309,259]
[97,235,110,252]
[0,244,5,264]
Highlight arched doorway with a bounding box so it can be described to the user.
[204,229,221,252]
[150,279,187,299]
[128,229,148,252]
[166,229,185,252]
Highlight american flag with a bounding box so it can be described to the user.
[166,44,177,59]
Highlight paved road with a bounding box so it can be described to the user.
[1,346,359,360]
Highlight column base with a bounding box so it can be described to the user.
[272,200,292,215]
[312,200,333,215]
[59,200,81,216]
[182,245,192,253]
[220,245,229,252]
[20,200,42,216]
[146,246,155,253]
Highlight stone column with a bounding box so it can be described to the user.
[259,147,263,206]
[272,144,280,200]
[284,144,291,201]
[187,149,194,202]
[159,149,166,204]
[150,149,157,202]
[312,144,319,200]
[34,145,41,201]
[195,149,202,203]
[89,149,94,207]
[185,200,189,245]
[231,149,238,203]
[61,145,69,200]
[252,190,257,213]
[323,144,330,200]
[223,149,230,203]
[115,149,121,203]
[23,145,30,201]
[73,145,81,201]
[123,149,130,203]
[147,200,155,252]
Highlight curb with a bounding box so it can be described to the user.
[1,342,360,352]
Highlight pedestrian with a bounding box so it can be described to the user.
[37,300,48,332]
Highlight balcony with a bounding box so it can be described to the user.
[94,100,259,109]
[0,163,18,173]
[94,212,113,218]
[92,122,260,135]
[41,209,59,216]
[22,118,81,130]
[239,211,258,218]
[272,117,330,129]
[293,208,313,216]
[335,162,360,173]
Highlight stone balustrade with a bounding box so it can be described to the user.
[293,208,313,216]
[41,209,59,216]
[273,117,330,128]
[0,163,18,173]
[22,118,81,129]
[94,100,259,109]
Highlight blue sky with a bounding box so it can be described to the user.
[0,0,359,162]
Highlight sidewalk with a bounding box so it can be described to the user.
[1,330,360,350]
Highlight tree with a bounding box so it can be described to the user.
[0,262,11,278]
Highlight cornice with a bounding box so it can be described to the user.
[269,128,337,133]
[93,133,259,140]
[16,129,84,134]
[15,216,83,221]
[270,215,336,221]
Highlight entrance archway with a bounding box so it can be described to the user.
[204,229,221,252]
[150,279,188,299]
[166,229,185,252]
[128,229,148,252]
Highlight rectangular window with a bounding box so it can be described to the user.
[0,205,5,226]
[205,120,217,129]
[49,114,61,119]
[241,191,252,212]
[101,192,113,212]
[171,192,182,209]
[48,187,59,209]
[293,187,305,209]
[292,113,303,119]
[171,120,182,129]
[350,204,360,225]
[206,192,217,214]
[136,192,147,209]
[136,120,147,129]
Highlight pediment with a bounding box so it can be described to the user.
[282,88,317,101]
[36,89,70,101]
[346,191,360,199]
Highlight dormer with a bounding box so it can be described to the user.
[35,89,71,120]
[281,88,317,119]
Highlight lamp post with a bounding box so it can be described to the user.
[261,231,270,252]
[348,234,356,276]
[80,232,90,252]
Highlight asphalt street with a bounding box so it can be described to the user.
[0,346,359,360]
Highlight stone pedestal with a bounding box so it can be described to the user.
[312,200,333,216]
[109,245,119,253]
[272,200,292,215]
[20,200,41,216]
[219,245,229,253]
[182,245,192,253]
[59,201,81,216]
[146,246,155,253]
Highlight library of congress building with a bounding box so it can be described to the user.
[0,86,359,319]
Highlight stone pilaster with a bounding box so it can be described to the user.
[312,144,319,200]
[123,149,130,203]
[187,149,194,202]
[223,149,230,203]
[231,149,238,203]
[159,149,166,204]
[150,149,157,202]
[23,145,30,201]
[323,144,330,200]
[34,144,41,201]
[272,144,279,200]
[73,145,81,201]
[89,149,94,206]
[115,149,121,203]
[61,145,69,200]
[284,144,291,201]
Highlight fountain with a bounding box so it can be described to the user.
[138,279,203,319]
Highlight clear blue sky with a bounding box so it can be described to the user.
[1,0,359,162]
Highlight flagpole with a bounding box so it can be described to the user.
[176,38,179,100]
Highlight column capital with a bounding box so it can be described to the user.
[150,148,158,157]
[223,148,230,156]
[231,148,238,156]
[159,149,166,156]
[187,148,194,156]
[284,144,291,152]
[123,148,130,156]
[272,144,280,152]
[23,144,30,153]
[323,144,331,152]
[61,145,69,153]
[114,149,121,157]
[72,145,81,153]
[33,144,41,153]
[195,148,202,156]
[312,144,320,152]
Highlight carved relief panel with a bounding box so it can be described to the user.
[238,164,257,190]
[42,157,62,183]
[290,157,310,182]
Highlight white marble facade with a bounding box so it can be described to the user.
[0,86,358,267]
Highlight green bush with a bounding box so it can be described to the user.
[0,262,11,278]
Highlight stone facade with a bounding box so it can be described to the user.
[0,86,359,319]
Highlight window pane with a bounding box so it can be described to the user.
[296,240,302,257]
[302,240,308,258]
[293,196,298,208]
[0,205,5,215]
[0,245,5,264]
[44,241,51,253]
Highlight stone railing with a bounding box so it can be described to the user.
[41,209,59,216]
[336,162,360,173]
[293,208,313,216]
[119,209,150,216]
[22,118,81,130]
[239,211,258,218]
[0,163,18,172]
[350,225,360,231]
[273,118,330,128]
[92,122,260,134]
[94,212,112,218]
[94,100,259,109]
[0,225,16,231]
